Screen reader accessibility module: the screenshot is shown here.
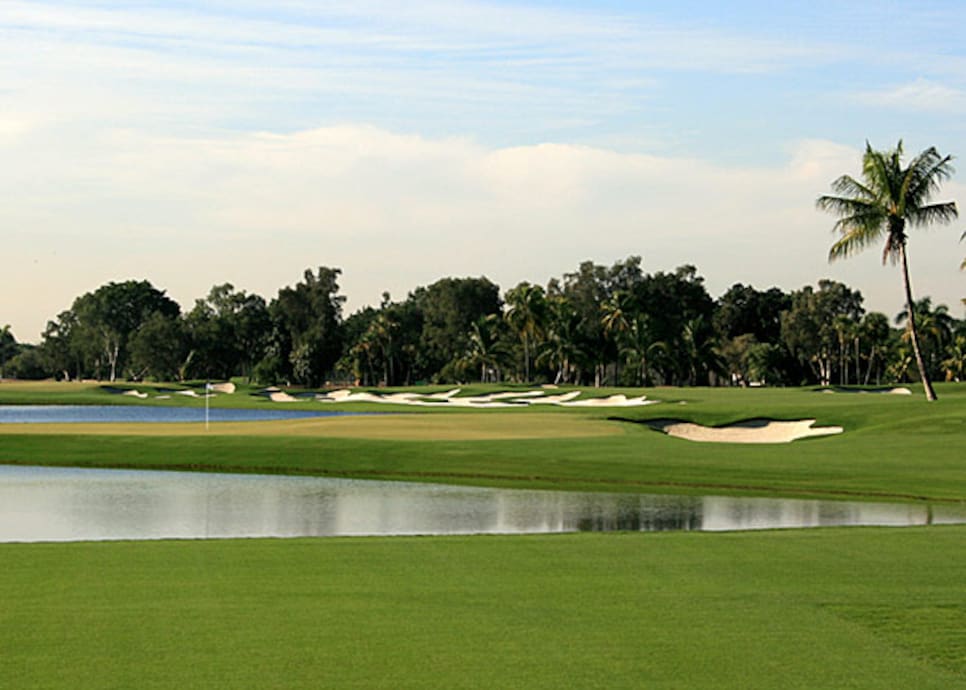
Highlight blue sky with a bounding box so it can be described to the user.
[2,1,965,341]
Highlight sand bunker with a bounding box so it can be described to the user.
[648,418,843,444]
[309,387,659,408]
[563,394,657,408]
[209,382,236,394]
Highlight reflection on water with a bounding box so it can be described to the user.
[1,465,964,543]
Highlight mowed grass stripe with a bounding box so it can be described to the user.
[2,528,964,689]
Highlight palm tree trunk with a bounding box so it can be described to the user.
[523,334,530,383]
[899,244,938,401]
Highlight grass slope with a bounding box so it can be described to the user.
[2,528,964,689]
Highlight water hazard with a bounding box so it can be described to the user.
[0,405,363,424]
[2,465,964,543]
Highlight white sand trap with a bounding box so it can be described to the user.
[122,389,148,399]
[345,392,384,403]
[209,382,236,394]
[651,419,843,444]
[426,388,461,399]
[379,392,424,403]
[269,391,298,402]
[528,391,582,404]
[321,389,353,401]
[438,397,520,408]
[176,390,201,398]
[820,386,912,395]
[321,391,384,403]
[561,394,657,408]
[449,391,544,405]
[280,387,661,408]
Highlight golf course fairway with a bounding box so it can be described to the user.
[1,381,964,687]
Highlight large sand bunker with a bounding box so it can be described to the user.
[648,418,843,444]
[107,384,660,409]
[314,388,659,408]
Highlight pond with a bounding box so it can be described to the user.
[0,405,365,424]
[2,465,964,542]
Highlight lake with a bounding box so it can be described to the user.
[2,464,964,543]
[0,404,366,424]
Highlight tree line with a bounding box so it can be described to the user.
[2,256,964,387]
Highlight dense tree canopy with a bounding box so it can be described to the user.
[9,256,965,387]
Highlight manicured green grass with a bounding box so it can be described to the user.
[2,383,965,688]
[2,528,964,689]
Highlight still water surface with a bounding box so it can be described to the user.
[0,405,359,424]
[2,465,964,542]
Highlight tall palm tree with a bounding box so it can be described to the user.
[817,141,958,401]
[505,282,547,383]
[459,314,507,383]
[600,291,632,385]
[620,314,666,386]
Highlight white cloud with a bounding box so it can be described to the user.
[7,122,962,344]
[853,78,966,113]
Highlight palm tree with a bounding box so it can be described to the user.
[537,296,585,385]
[600,291,632,385]
[621,314,666,386]
[505,282,547,383]
[942,335,966,382]
[817,141,958,401]
[896,298,953,381]
[459,314,507,383]
[681,315,721,386]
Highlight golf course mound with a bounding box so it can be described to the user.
[646,418,844,444]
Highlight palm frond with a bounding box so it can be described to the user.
[908,201,958,227]
[862,142,905,208]
[828,174,875,200]
[818,195,886,236]
[816,194,879,217]
[828,222,885,261]
[904,149,955,206]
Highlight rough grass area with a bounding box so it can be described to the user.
[2,528,964,689]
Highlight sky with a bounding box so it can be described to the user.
[2,0,966,342]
